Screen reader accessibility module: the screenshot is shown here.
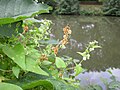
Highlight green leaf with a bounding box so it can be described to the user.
[5,73,79,90]
[75,64,83,76]
[55,57,66,68]
[2,44,48,76]
[0,0,52,25]
[77,52,85,57]
[22,80,53,90]
[0,83,23,90]
[50,69,58,77]
[42,61,52,66]
[93,45,102,49]
[0,21,23,37]
[2,44,26,70]
[109,81,120,89]
[48,79,80,90]
[26,47,40,60]
[12,67,20,78]
[48,54,56,63]
[26,56,48,76]
[5,73,53,90]
[107,69,113,75]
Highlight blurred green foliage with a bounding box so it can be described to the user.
[103,0,120,16]
[38,0,80,14]
[55,0,80,14]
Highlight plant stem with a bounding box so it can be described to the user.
[0,69,12,72]
[80,60,84,65]
[66,67,75,70]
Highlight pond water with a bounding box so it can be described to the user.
[38,15,120,89]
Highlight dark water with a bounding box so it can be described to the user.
[38,15,120,89]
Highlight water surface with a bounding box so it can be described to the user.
[38,15,120,89]
[38,15,120,71]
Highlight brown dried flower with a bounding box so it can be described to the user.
[63,25,71,35]
[40,54,48,61]
[22,26,29,34]
[61,38,68,45]
[52,25,72,55]
[52,46,59,55]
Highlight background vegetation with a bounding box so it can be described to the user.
[0,0,120,90]
[103,0,120,16]
[37,0,120,16]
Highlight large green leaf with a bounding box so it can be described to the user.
[2,44,26,70]
[0,82,23,90]
[0,0,52,25]
[5,73,79,90]
[5,73,53,90]
[26,56,49,76]
[2,44,48,76]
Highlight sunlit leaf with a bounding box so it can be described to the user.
[0,0,52,25]
[0,76,6,82]
[0,83,23,90]
[55,57,66,68]
[42,61,52,66]
[75,64,83,76]
[26,47,40,60]
[93,45,102,48]
[26,56,48,76]
[77,52,86,57]
[12,67,20,78]
[2,44,26,70]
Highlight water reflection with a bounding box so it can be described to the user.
[38,15,120,71]
[75,68,120,90]
[82,24,95,30]
[69,39,80,49]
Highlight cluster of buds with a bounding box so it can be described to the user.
[52,25,72,55]
[52,45,59,55]
[61,25,72,45]
[18,25,29,40]
[40,54,48,61]
[22,25,29,34]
